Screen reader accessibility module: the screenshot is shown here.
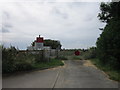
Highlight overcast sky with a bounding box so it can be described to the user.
[0,0,110,49]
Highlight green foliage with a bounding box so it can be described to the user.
[81,47,97,60]
[2,46,64,74]
[2,46,35,73]
[59,50,77,60]
[55,56,68,60]
[98,2,120,23]
[97,2,120,70]
[31,41,35,46]
[33,59,64,69]
[107,71,120,81]
[44,39,62,49]
[96,18,120,69]
[59,50,75,56]
[98,2,111,23]
[2,46,18,73]
[58,48,96,60]
[72,56,81,60]
[33,51,44,63]
[91,59,120,81]
[14,53,35,71]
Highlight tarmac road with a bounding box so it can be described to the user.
[2,60,119,88]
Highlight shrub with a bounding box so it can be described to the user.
[2,46,18,73]
[2,46,35,73]
[2,46,65,74]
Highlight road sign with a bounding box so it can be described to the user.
[75,50,80,56]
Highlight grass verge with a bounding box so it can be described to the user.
[33,59,64,69]
[90,58,120,82]
[3,59,64,76]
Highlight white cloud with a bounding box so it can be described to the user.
[0,1,106,49]
[0,0,111,2]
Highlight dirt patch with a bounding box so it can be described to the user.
[83,60,97,69]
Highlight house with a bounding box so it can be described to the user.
[27,35,50,50]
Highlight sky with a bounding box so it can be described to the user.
[0,0,110,50]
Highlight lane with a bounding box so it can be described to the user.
[3,68,60,88]
[2,60,118,88]
[54,60,118,88]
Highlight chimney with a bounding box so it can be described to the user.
[39,35,40,37]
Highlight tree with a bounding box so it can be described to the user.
[98,2,120,23]
[31,41,35,46]
[44,39,62,49]
[96,2,120,69]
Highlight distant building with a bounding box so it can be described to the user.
[34,35,44,50]
[27,35,47,50]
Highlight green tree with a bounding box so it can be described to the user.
[44,39,62,49]
[96,2,120,69]
[31,41,35,46]
[98,2,120,23]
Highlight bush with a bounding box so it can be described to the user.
[2,46,18,73]
[2,46,35,73]
[14,53,35,71]
[2,46,64,74]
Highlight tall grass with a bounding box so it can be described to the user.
[91,58,120,81]
[33,59,64,69]
[59,47,96,60]
[2,46,36,73]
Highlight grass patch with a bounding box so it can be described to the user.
[55,56,68,60]
[71,56,82,60]
[90,58,120,82]
[106,71,120,81]
[33,59,64,69]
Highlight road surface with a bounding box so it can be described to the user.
[2,60,119,88]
